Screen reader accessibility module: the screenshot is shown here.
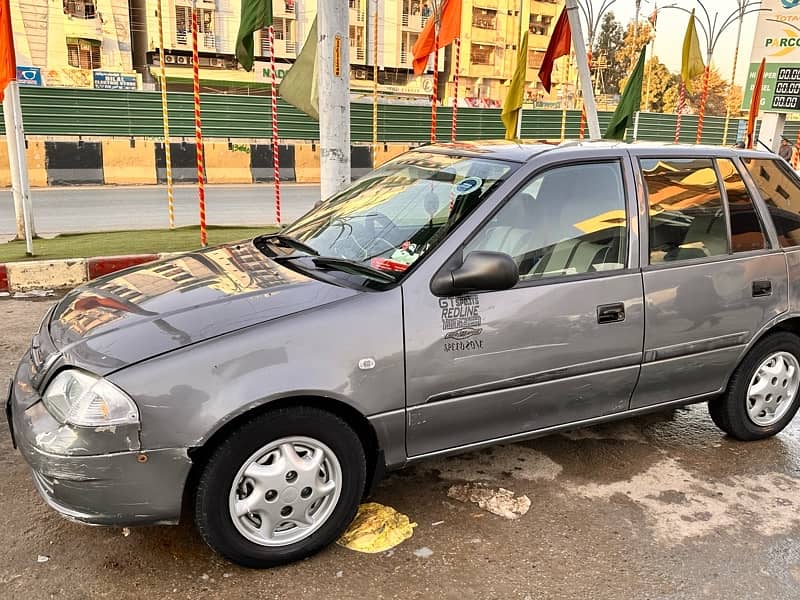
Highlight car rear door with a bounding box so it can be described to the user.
[630,151,788,409]
[402,148,646,458]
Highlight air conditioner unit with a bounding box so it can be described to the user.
[354,70,367,80]
[176,55,189,65]
[165,55,176,64]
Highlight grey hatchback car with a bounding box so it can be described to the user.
[9,141,800,567]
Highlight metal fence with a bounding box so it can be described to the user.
[0,86,793,145]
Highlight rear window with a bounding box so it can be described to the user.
[718,159,767,253]
[640,158,728,264]
[742,157,800,248]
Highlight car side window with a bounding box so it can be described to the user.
[465,161,628,281]
[742,157,800,248]
[641,157,729,264]
[717,159,767,253]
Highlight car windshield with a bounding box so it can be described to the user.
[278,152,515,279]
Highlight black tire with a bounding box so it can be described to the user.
[709,332,800,441]
[194,406,366,568]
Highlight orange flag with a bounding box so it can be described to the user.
[538,7,571,93]
[0,0,15,101]
[411,0,462,75]
[746,58,766,149]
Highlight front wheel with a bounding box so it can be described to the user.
[194,406,366,568]
[709,332,800,441]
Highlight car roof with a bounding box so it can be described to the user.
[412,139,771,163]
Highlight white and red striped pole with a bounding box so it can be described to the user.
[191,1,207,246]
[430,16,439,143]
[451,37,460,143]
[269,25,281,225]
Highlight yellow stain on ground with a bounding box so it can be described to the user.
[337,502,417,554]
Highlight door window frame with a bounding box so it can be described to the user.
[737,154,800,250]
[439,156,637,292]
[635,154,776,273]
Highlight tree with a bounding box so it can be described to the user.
[616,21,653,79]
[641,57,679,113]
[593,12,625,94]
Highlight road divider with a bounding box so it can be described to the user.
[1,138,418,188]
[1,253,171,293]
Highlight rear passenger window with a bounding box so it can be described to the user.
[641,158,728,264]
[742,157,800,247]
[717,159,767,252]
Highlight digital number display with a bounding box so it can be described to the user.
[772,67,800,111]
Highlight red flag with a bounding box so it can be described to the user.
[538,8,571,93]
[0,0,15,101]
[746,58,766,149]
[411,0,462,75]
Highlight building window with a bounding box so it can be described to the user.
[261,18,294,54]
[175,6,214,47]
[528,50,545,69]
[471,43,494,66]
[67,38,101,69]
[472,8,497,30]
[529,14,553,36]
[64,0,96,19]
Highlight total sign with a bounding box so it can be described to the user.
[742,0,800,111]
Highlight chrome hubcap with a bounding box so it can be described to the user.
[228,436,342,547]
[746,351,800,427]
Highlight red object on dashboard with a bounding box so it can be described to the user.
[370,257,409,272]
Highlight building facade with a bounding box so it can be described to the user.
[12,0,137,90]
[8,0,569,103]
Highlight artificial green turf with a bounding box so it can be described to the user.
[0,225,279,262]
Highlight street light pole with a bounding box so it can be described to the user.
[318,0,351,200]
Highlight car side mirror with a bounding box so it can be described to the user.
[431,251,519,296]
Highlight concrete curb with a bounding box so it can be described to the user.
[0,254,166,293]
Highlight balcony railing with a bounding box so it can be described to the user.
[401,13,423,30]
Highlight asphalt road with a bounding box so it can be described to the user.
[3,299,800,599]
[0,184,320,237]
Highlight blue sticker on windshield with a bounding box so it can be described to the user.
[454,177,482,195]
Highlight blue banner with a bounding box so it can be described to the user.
[16,66,42,87]
[93,71,138,91]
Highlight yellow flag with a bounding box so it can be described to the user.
[501,31,528,141]
[681,10,705,93]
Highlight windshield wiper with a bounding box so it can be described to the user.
[256,233,320,256]
[310,256,397,283]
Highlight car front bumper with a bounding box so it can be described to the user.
[7,357,192,527]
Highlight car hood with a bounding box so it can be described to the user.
[47,241,359,373]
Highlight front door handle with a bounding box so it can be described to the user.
[597,303,625,324]
[752,280,772,298]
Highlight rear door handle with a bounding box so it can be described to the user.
[597,303,625,324]
[752,280,772,298]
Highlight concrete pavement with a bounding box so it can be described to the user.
[4,299,800,599]
[0,184,320,237]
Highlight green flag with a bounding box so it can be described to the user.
[236,0,272,72]
[604,47,647,141]
[501,31,528,140]
[279,17,319,121]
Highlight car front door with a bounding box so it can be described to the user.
[630,153,788,409]
[402,151,646,458]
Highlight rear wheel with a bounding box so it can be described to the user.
[709,332,800,441]
[194,406,366,568]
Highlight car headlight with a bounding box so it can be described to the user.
[42,369,139,427]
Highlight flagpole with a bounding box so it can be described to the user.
[191,0,207,247]
[675,81,686,143]
[561,52,572,141]
[269,25,281,225]
[430,1,440,144]
[565,0,600,140]
[157,0,174,229]
[373,2,379,152]
[515,0,525,140]
[453,36,460,142]
[696,61,711,143]
[722,8,744,146]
